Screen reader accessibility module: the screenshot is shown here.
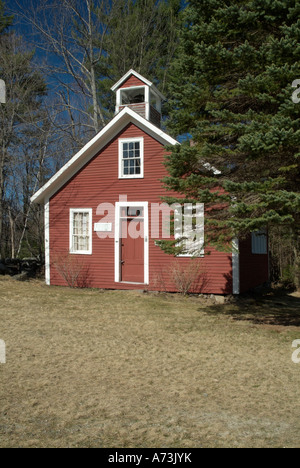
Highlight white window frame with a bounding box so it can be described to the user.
[118,137,144,179]
[251,230,268,255]
[70,209,93,255]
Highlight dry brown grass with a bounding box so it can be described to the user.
[0,277,300,448]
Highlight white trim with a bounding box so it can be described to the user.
[118,137,144,179]
[145,86,150,121]
[232,238,240,295]
[114,201,149,285]
[69,209,93,255]
[44,197,50,285]
[31,107,179,205]
[116,89,121,110]
[111,69,166,101]
[111,70,152,91]
[116,85,146,114]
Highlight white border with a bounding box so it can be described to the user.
[232,238,240,295]
[111,69,166,101]
[118,137,144,179]
[69,208,93,255]
[116,85,161,118]
[44,197,50,285]
[116,86,146,114]
[115,201,149,284]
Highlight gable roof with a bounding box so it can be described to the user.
[31,106,179,205]
[111,69,166,101]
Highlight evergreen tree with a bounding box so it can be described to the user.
[162,0,300,271]
[94,0,181,121]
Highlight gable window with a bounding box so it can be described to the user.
[70,209,92,254]
[119,137,144,179]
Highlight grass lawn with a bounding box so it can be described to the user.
[0,276,300,448]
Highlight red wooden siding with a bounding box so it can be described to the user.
[239,236,269,293]
[49,123,233,294]
[120,75,145,89]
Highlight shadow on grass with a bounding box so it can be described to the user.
[203,290,300,327]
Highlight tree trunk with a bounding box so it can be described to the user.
[8,207,15,259]
[293,246,300,290]
[86,0,105,133]
[0,154,5,259]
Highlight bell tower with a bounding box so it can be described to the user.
[111,69,165,128]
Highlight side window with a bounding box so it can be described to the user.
[252,230,267,254]
[70,209,92,254]
[119,137,144,179]
[175,204,205,257]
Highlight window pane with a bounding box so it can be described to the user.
[73,236,78,251]
[121,140,142,177]
[72,211,90,252]
[127,207,144,217]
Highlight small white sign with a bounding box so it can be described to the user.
[94,222,112,232]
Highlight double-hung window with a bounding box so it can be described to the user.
[70,209,92,254]
[119,137,144,179]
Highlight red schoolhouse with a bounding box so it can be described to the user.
[31,70,269,294]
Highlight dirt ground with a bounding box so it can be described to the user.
[0,277,300,448]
